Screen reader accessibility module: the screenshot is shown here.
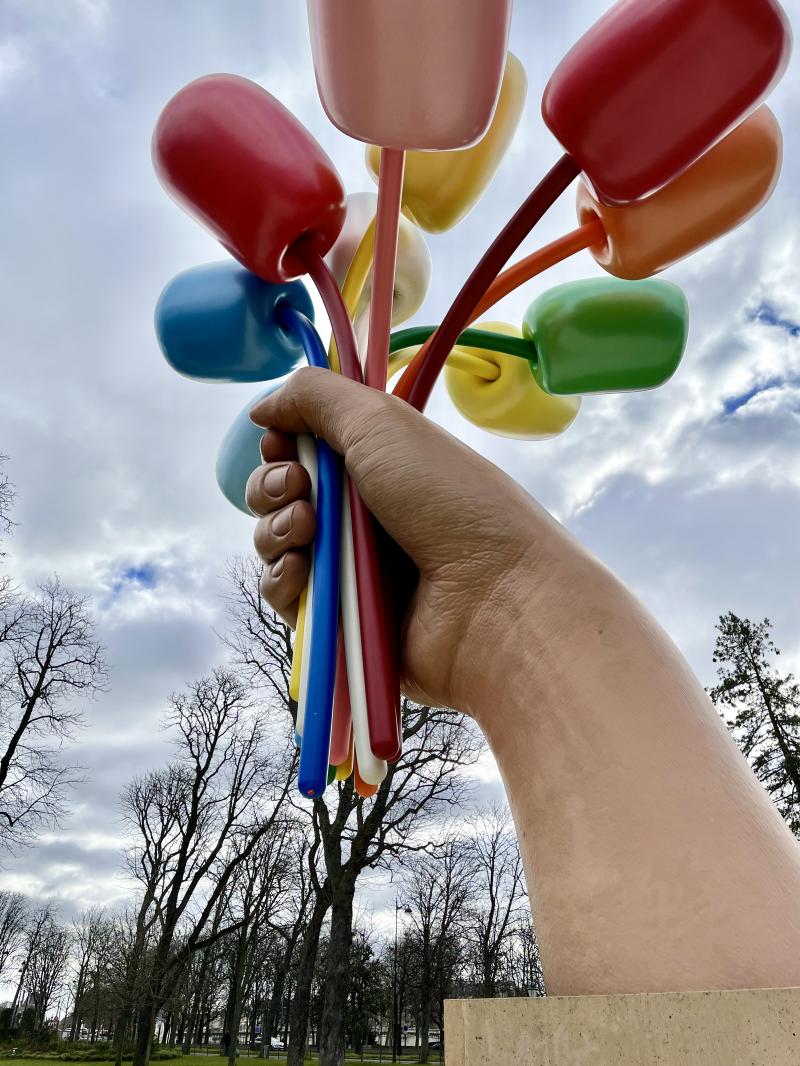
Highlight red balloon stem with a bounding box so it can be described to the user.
[396,152,581,411]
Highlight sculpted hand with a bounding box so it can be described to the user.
[247,367,586,712]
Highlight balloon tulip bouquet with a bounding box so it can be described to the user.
[152,0,791,800]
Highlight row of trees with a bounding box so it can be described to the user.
[0,808,539,1059]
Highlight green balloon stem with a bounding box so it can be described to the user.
[389,326,537,365]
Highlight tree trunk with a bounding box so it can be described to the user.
[283,983,291,1046]
[176,1009,188,1047]
[114,1006,131,1066]
[227,981,244,1066]
[260,999,270,1058]
[183,989,202,1056]
[70,963,87,1041]
[132,1000,157,1066]
[264,959,288,1059]
[287,894,329,1066]
[319,889,355,1066]
[90,970,101,1044]
[418,992,431,1063]
[227,928,251,1066]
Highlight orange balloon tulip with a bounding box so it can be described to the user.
[576,106,783,280]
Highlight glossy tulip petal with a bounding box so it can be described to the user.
[307,0,511,149]
[524,279,689,395]
[153,74,346,281]
[444,322,581,440]
[216,385,279,516]
[367,54,527,234]
[155,261,313,383]
[577,107,783,280]
[543,0,792,204]
[324,192,432,325]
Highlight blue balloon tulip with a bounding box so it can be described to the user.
[216,383,283,515]
[155,261,314,382]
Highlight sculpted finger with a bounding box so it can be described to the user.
[259,428,298,465]
[258,552,310,627]
[253,501,316,563]
[245,460,311,517]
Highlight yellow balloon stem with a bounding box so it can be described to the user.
[327,218,377,374]
[335,731,355,781]
[289,586,308,703]
[388,345,500,385]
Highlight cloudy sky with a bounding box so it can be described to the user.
[1,0,799,925]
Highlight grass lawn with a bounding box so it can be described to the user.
[0,1054,439,1066]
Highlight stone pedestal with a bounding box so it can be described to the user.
[445,987,800,1065]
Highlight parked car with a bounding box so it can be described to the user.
[269,1037,285,1051]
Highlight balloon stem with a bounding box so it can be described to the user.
[365,148,405,391]
[474,217,606,320]
[394,153,581,411]
[298,240,363,384]
[329,218,377,373]
[295,239,402,767]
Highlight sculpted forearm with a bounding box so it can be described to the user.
[475,553,800,995]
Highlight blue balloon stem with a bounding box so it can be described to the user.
[280,306,343,799]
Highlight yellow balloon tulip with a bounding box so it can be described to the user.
[366,54,527,234]
[444,322,581,440]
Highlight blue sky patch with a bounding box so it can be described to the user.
[111,563,159,596]
[750,302,800,337]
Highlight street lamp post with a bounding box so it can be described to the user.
[392,901,412,1062]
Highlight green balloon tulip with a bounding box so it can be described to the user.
[523,278,689,396]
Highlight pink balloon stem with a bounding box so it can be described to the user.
[365,147,405,391]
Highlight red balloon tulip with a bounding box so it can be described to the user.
[153,73,346,282]
[543,0,792,205]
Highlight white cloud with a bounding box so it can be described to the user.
[0,40,28,87]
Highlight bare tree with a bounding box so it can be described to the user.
[68,908,109,1041]
[505,915,545,998]
[0,456,14,553]
[344,919,384,1056]
[258,828,318,1057]
[0,891,26,983]
[9,902,69,1032]
[178,896,227,1055]
[220,823,294,1066]
[224,556,484,1066]
[401,837,476,1062]
[26,914,71,1030]
[9,902,58,1026]
[0,579,105,850]
[466,806,526,998]
[120,667,296,1066]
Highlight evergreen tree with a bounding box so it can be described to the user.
[710,613,800,834]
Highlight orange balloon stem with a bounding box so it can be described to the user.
[354,752,379,798]
[365,148,405,391]
[472,218,606,320]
